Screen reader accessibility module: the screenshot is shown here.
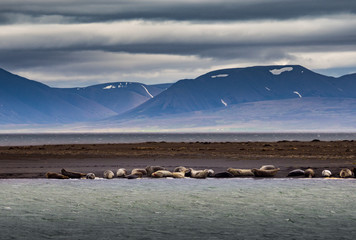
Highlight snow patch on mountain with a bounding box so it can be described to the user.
[293,91,302,98]
[211,74,229,78]
[269,67,293,75]
[117,82,129,88]
[103,85,116,89]
[141,85,153,98]
[265,87,271,91]
[221,99,227,107]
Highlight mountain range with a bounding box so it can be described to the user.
[1,65,356,131]
[0,68,169,124]
[118,65,356,117]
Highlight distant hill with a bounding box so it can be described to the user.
[1,65,356,130]
[103,97,356,132]
[57,82,171,115]
[0,68,120,123]
[117,65,356,118]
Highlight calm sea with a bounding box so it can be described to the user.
[1,132,356,146]
[1,178,355,239]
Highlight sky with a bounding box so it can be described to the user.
[1,0,356,87]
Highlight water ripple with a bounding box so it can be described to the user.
[0,179,356,239]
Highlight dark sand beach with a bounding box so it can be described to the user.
[1,140,355,178]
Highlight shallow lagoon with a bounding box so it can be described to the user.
[1,178,356,240]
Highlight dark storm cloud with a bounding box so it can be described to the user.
[1,18,355,58]
[0,0,355,24]
[1,0,356,86]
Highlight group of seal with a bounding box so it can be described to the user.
[45,165,279,179]
[286,168,356,178]
[45,166,356,179]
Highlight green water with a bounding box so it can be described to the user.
[1,178,355,239]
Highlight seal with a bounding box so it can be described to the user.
[190,169,209,179]
[127,173,142,179]
[116,168,127,178]
[45,172,69,179]
[251,168,280,177]
[227,168,254,177]
[173,166,188,173]
[131,168,147,176]
[322,170,332,177]
[207,169,215,177]
[151,170,173,178]
[184,168,192,177]
[213,172,234,178]
[146,166,166,177]
[287,169,305,177]
[259,165,276,170]
[61,168,86,178]
[103,170,114,179]
[304,168,315,178]
[339,168,353,178]
[86,173,96,179]
[172,172,185,178]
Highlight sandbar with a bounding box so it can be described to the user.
[0,141,355,178]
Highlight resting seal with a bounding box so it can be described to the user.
[61,168,86,179]
[251,168,280,177]
[45,172,69,179]
[227,168,254,177]
[151,170,173,178]
[86,173,96,179]
[131,168,147,176]
[173,166,188,173]
[207,169,215,177]
[127,173,142,179]
[116,168,127,178]
[339,168,353,178]
[287,169,305,177]
[103,170,114,179]
[304,168,315,178]
[146,166,166,177]
[322,170,332,177]
[213,172,234,178]
[259,165,276,170]
[172,172,185,178]
[190,169,209,179]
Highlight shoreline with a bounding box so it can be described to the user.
[1,141,355,179]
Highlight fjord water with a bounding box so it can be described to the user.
[1,132,356,146]
[1,179,355,239]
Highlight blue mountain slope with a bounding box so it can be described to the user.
[118,65,356,118]
[104,97,356,131]
[332,73,356,97]
[57,82,172,114]
[0,68,116,123]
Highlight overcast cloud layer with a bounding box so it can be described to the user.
[1,0,356,87]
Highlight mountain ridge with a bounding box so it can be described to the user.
[116,65,356,119]
[1,65,356,127]
[0,68,170,123]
